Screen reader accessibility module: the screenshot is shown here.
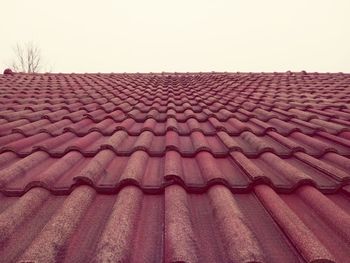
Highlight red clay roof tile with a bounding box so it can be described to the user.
[0,71,350,262]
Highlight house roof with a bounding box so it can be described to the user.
[0,71,350,262]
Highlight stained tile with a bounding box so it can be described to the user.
[1,71,350,262]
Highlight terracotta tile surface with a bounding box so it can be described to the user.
[0,71,350,262]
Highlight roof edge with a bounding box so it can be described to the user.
[2,70,349,76]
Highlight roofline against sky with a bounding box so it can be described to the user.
[2,69,350,76]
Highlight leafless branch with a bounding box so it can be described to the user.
[9,42,44,73]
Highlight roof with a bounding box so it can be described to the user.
[0,71,350,262]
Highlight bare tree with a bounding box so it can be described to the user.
[10,42,43,73]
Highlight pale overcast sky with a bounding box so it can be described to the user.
[1,0,349,73]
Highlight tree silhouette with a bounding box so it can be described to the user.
[10,42,43,73]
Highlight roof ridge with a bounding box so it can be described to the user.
[3,70,350,75]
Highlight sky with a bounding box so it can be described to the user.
[0,0,350,73]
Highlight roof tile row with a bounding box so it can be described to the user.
[1,115,350,138]
[0,150,349,195]
[1,184,350,262]
[2,103,350,123]
[0,130,349,158]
